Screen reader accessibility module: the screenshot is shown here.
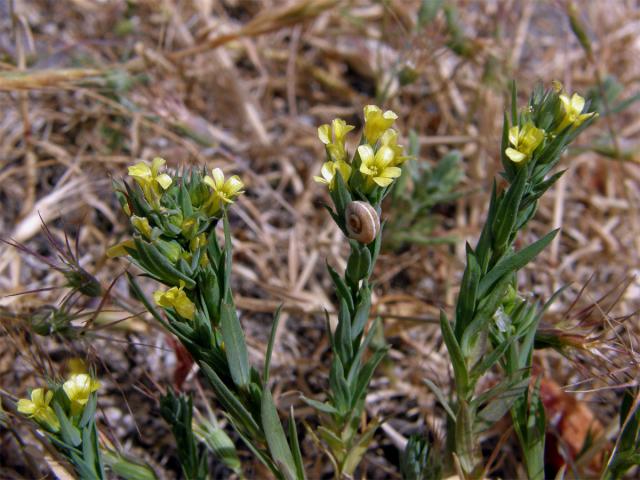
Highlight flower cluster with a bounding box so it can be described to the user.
[109,161,244,316]
[504,87,596,165]
[17,372,100,432]
[314,105,410,196]
[16,367,105,478]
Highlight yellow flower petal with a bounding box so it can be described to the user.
[375,146,395,168]
[313,176,328,184]
[381,166,402,179]
[211,168,225,188]
[508,126,520,147]
[505,147,527,163]
[570,93,585,114]
[225,176,245,196]
[373,176,394,187]
[128,162,151,179]
[357,145,375,165]
[17,398,36,415]
[156,173,172,190]
[107,239,135,258]
[151,157,166,176]
[318,124,331,144]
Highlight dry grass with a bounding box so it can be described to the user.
[1,0,640,478]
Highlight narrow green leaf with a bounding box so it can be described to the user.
[300,396,339,415]
[351,288,372,340]
[440,311,468,395]
[454,244,481,338]
[179,183,193,217]
[461,274,513,353]
[329,356,350,412]
[335,298,353,366]
[327,263,354,313]
[469,338,513,381]
[79,393,98,428]
[288,407,306,480]
[220,302,250,388]
[478,229,559,297]
[331,171,352,221]
[199,364,262,439]
[261,389,298,480]
[475,181,497,269]
[423,378,456,421]
[492,166,528,250]
[82,424,97,476]
[264,305,283,384]
[476,378,530,426]
[317,426,344,452]
[233,425,282,478]
[53,402,82,447]
[137,238,195,288]
[352,347,387,407]
[222,214,233,302]
[346,317,380,389]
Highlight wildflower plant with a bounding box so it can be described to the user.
[110,162,305,479]
[17,372,104,479]
[310,105,411,477]
[427,83,597,479]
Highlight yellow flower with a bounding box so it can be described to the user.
[17,388,60,432]
[106,239,135,258]
[358,144,402,188]
[63,374,100,415]
[128,157,173,206]
[380,129,410,166]
[131,216,153,239]
[203,168,245,216]
[153,280,196,320]
[505,123,545,163]
[558,92,596,131]
[363,105,398,144]
[318,119,355,162]
[314,160,352,190]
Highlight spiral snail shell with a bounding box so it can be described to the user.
[345,201,380,244]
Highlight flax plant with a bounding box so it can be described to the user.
[110,161,304,479]
[310,106,412,477]
[16,372,104,479]
[422,84,597,479]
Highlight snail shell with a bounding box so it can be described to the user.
[345,201,380,244]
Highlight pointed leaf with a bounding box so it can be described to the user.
[261,389,297,480]
[478,229,559,297]
[220,302,250,388]
[423,378,456,421]
[441,311,468,395]
[288,407,306,480]
[264,305,283,384]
